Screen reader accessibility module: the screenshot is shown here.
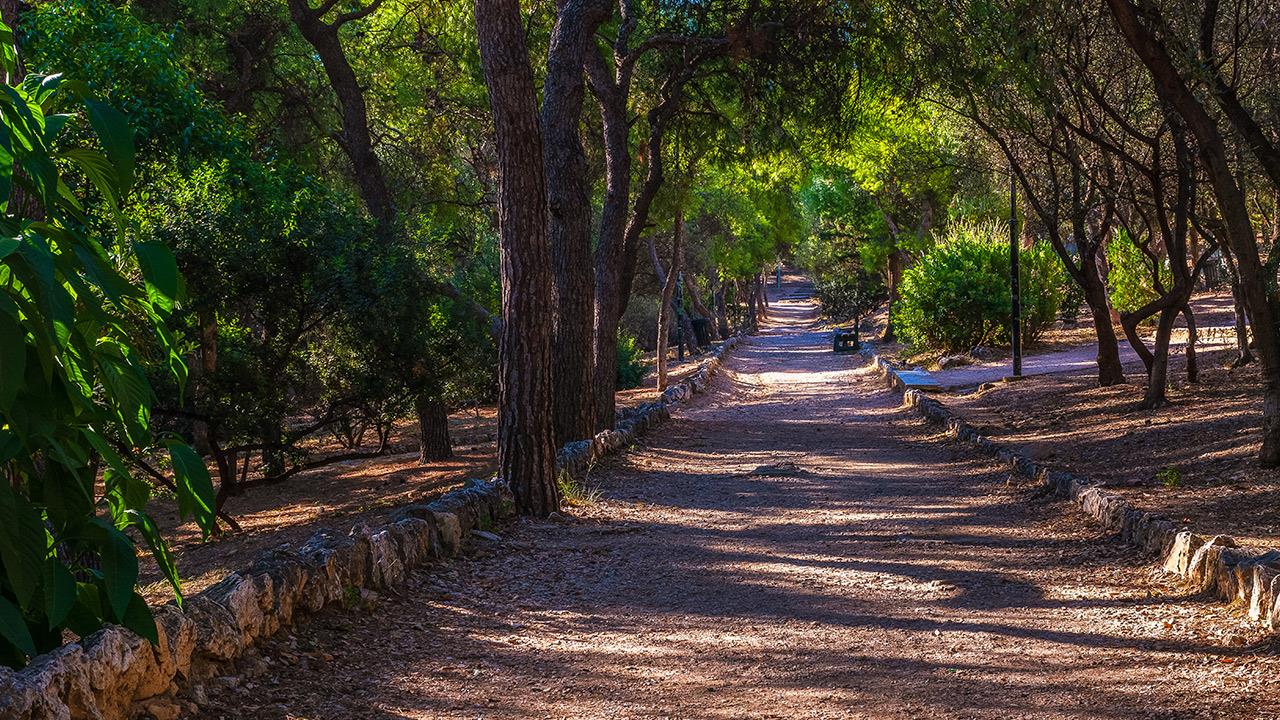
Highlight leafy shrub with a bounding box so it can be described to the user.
[0,66,215,668]
[814,269,886,326]
[895,220,1067,353]
[1106,229,1169,320]
[616,332,648,389]
[1020,238,1069,341]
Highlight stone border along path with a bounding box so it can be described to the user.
[864,347,1280,632]
[0,335,741,720]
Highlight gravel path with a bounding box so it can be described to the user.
[203,278,1280,720]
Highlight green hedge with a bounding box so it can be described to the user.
[895,220,1067,353]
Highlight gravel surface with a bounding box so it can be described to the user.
[199,279,1280,719]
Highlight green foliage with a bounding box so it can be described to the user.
[0,60,214,668]
[25,0,239,158]
[813,271,886,325]
[616,332,647,390]
[1019,236,1069,341]
[556,470,601,507]
[1106,230,1169,320]
[1157,466,1181,489]
[895,220,1066,353]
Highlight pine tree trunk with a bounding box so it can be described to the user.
[586,51,633,435]
[476,0,559,515]
[543,0,608,447]
[416,395,452,462]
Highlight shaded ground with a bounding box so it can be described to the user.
[944,346,1280,550]
[200,277,1280,719]
[141,351,710,603]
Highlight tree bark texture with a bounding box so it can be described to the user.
[1080,270,1127,386]
[415,395,453,462]
[586,47,635,434]
[543,0,609,447]
[475,0,559,514]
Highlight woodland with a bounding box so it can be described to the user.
[5,0,1280,692]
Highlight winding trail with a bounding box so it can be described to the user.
[209,276,1279,719]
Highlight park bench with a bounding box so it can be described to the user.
[832,327,860,353]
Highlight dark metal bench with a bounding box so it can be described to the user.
[832,328,860,353]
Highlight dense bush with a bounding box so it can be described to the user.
[0,69,215,668]
[814,269,886,326]
[895,221,1067,353]
[616,332,648,389]
[1106,229,1168,319]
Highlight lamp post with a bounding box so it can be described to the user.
[1009,168,1023,378]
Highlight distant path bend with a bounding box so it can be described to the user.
[217,274,1276,720]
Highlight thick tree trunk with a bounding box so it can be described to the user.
[1081,271,1127,386]
[1105,0,1280,463]
[1142,307,1178,408]
[586,51,634,434]
[415,395,452,462]
[475,0,559,515]
[542,0,608,446]
[656,209,684,390]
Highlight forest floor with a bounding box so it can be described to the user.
[140,351,710,603]
[943,344,1280,550]
[197,275,1280,720]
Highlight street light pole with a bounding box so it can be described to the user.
[1010,168,1022,378]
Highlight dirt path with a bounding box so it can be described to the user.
[203,277,1280,719]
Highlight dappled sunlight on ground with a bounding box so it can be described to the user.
[200,274,1280,720]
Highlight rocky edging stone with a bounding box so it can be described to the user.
[863,348,1280,633]
[0,334,741,720]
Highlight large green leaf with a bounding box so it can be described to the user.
[42,558,76,629]
[126,509,182,605]
[90,519,138,622]
[0,482,46,609]
[82,99,134,193]
[167,442,216,534]
[0,311,24,409]
[58,148,121,215]
[133,242,180,312]
[11,238,73,350]
[0,595,35,659]
[0,23,17,81]
[120,592,157,645]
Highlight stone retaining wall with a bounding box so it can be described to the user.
[0,335,741,720]
[866,350,1280,632]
